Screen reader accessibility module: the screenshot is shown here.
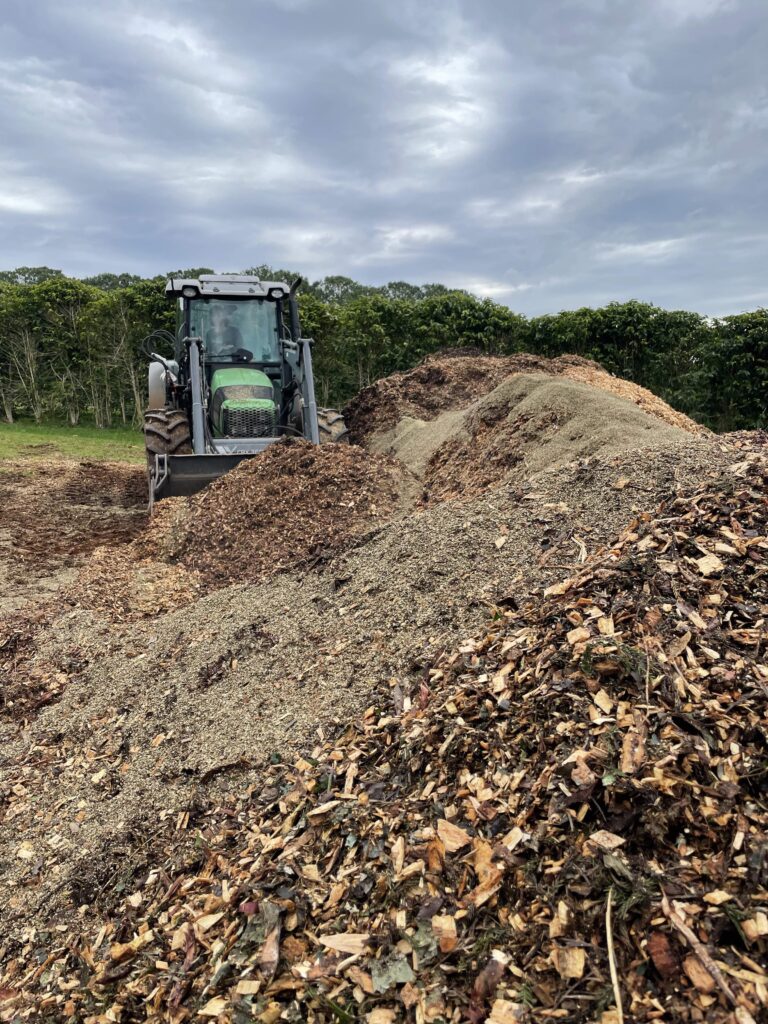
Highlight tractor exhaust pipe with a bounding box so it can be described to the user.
[289,277,302,341]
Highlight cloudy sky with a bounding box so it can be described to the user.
[0,0,766,315]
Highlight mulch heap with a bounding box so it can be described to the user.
[143,439,406,586]
[345,353,705,444]
[3,455,766,1023]
[422,374,691,504]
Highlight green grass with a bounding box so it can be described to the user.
[0,420,145,463]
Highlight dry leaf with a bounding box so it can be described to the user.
[257,902,282,981]
[347,965,375,994]
[199,997,229,1017]
[696,552,725,576]
[743,913,768,941]
[683,954,716,994]
[567,626,591,645]
[593,688,613,714]
[544,578,574,597]
[236,980,262,995]
[571,760,597,787]
[195,912,224,933]
[501,826,526,850]
[472,954,507,1000]
[647,931,678,978]
[620,716,647,774]
[488,998,527,1023]
[391,835,405,874]
[110,930,155,964]
[366,1010,397,1024]
[703,890,732,906]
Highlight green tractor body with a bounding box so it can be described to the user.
[209,367,277,439]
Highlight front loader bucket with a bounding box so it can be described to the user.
[151,453,256,503]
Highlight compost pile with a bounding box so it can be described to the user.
[4,454,766,1024]
[345,352,704,443]
[144,439,406,586]
[423,374,691,503]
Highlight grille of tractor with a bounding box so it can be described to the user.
[223,406,276,438]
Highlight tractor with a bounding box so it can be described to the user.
[144,274,347,505]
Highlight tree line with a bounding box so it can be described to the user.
[0,264,765,432]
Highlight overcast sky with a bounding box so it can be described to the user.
[0,0,766,315]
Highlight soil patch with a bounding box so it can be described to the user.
[0,458,146,617]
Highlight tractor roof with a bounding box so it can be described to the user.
[166,274,292,300]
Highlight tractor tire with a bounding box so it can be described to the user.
[144,408,192,468]
[317,407,349,444]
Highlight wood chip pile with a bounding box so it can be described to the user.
[345,353,704,444]
[143,440,406,586]
[4,455,765,1023]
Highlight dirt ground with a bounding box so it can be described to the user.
[0,355,765,1022]
[0,459,146,616]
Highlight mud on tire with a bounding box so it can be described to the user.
[317,408,349,444]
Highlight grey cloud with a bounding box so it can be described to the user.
[0,0,766,314]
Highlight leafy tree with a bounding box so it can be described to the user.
[0,266,766,432]
[239,265,303,285]
[379,281,427,302]
[166,267,215,279]
[310,276,373,305]
[0,285,51,422]
[700,311,768,430]
[81,272,143,291]
[0,266,65,285]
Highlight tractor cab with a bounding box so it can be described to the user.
[184,290,283,439]
[171,276,290,440]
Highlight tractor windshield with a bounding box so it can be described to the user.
[189,298,280,363]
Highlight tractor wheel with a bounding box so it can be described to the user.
[144,408,192,468]
[317,407,349,444]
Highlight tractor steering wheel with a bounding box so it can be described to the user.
[219,345,254,362]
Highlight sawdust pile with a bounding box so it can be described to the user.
[423,374,691,503]
[3,453,766,1023]
[141,440,407,586]
[345,351,704,443]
